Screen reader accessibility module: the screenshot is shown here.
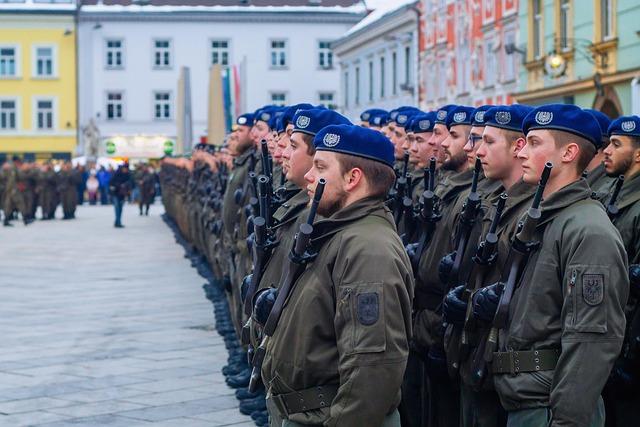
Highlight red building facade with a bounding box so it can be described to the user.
[420,0,520,109]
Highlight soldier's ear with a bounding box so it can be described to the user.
[513,137,526,156]
[343,167,363,191]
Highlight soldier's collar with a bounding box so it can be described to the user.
[311,196,391,243]
[616,170,640,210]
[537,178,593,226]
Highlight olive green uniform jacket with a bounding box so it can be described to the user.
[493,179,628,427]
[262,197,414,427]
[586,162,613,195]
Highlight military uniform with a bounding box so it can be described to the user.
[58,167,81,219]
[37,168,58,219]
[3,163,28,225]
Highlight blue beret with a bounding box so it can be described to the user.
[584,109,612,142]
[484,104,534,132]
[314,124,395,168]
[268,108,285,131]
[608,115,640,138]
[368,111,390,127]
[522,104,602,148]
[292,108,351,136]
[471,105,493,127]
[396,108,423,128]
[407,112,436,133]
[434,104,457,125]
[360,108,388,122]
[253,105,278,124]
[236,113,254,127]
[278,103,315,134]
[446,105,475,129]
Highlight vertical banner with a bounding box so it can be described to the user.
[176,69,185,155]
[232,64,242,119]
[184,67,194,151]
[208,64,226,146]
[222,67,233,133]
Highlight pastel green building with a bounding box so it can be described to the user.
[515,0,640,117]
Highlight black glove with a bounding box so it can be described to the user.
[252,287,278,327]
[425,346,448,381]
[630,264,640,297]
[443,285,467,327]
[472,283,504,323]
[438,250,457,284]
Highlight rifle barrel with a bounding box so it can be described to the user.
[307,178,326,225]
[531,162,553,209]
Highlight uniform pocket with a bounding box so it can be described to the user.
[337,282,386,355]
[566,265,609,334]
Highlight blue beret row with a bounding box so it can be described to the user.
[368,111,390,127]
[314,124,395,168]
[522,104,602,148]
[292,108,351,136]
[608,115,640,138]
[484,104,534,132]
[360,108,388,123]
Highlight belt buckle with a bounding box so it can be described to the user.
[271,394,290,418]
[507,349,520,376]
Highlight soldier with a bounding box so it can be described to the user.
[407,111,437,202]
[472,104,628,427]
[601,115,640,427]
[261,124,414,426]
[389,107,421,174]
[58,162,81,220]
[38,162,59,220]
[3,156,30,226]
[584,109,613,194]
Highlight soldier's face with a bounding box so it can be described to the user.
[391,126,407,159]
[251,121,270,144]
[403,132,414,155]
[380,125,390,138]
[604,135,639,177]
[519,130,559,184]
[284,132,313,188]
[235,126,252,149]
[428,124,449,166]
[441,125,470,171]
[272,132,285,164]
[478,126,519,181]
[305,151,349,218]
[410,132,434,169]
[464,126,485,169]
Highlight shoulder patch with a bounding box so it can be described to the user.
[357,292,379,326]
[582,274,604,306]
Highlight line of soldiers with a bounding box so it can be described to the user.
[0,156,84,225]
[160,101,640,427]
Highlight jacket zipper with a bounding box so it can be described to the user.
[569,269,577,325]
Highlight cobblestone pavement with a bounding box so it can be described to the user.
[0,204,252,426]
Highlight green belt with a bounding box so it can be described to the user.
[492,349,560,375]
[269,384,339,417]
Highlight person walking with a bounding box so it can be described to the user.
[97,166,111,205]
[109,163,132,228]
[86,169,99,205]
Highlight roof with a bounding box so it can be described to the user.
[81,0,360,5]
[337,0,417,40]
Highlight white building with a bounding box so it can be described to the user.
[77,0,364,156]
[331,0,420,122]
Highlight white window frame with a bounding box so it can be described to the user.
[105,91,125,121]
[105,38,124,70]
[318,91,336,110]
[32,97,57,131]
[269,39,288,69]
[270,91,287,106]
[601,0,615,41]
[153,91,172,121]
[32,44,57,79]
[559,0,571,51]
[0,96,19,132]
[502,26,517,83]
[210,39,230,67]
[152,39,172,70]
[318,40,333,70]
[532,0,543,60]
[484,33,497,88]
[0,44,20,79]
[502,0,518,16]
[483,0,495,25]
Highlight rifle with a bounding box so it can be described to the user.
[248,178,326,392]
[472,162,552,386]
[448,193,507,374]
[607,175,625,219]
[443,158,483,293]
[389,152,410,222]
[400,175,415,243]
[410,157,441,273]
[261,139,272,180]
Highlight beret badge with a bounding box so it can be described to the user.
[390,111,399,120]
[419,120,431,130]
[474,111,485,123]
[453,112,467,123]
[621,120,637,132]
[362,112,370,120]
[374,117,382,126]
[437,110,447,121]
[397,114,408,124]
[535,111,553,125]
[296,115,311,129]
[495,111,511,125]
[261,112,271,122]
[237,117,247,125]
[322,133,341,147]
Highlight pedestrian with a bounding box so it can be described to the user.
[136,164,156,216]
[86,169,99,205]
[109,163,132,228]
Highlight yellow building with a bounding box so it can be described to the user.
[0,3,77,162]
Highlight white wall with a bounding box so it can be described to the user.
[78,17,355,143]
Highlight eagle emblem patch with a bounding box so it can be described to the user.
[582,274,604,306]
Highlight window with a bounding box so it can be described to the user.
[0,47,17,77]
[559,0,570,50]
[532,0,543,59]
[600,0,614,40]
[318,92,336,110]
[153,40,171,69]
[0,99,17,130]
[368,60,374,102]
[105,39,124,69]
[355,66,360,105]
[318,41,333,69]
[426,62,436,101]
[270,92,287,106]
[404,46,411,85]
[34,46,54,77]
[485,37,497,87]
[380,56,385,99]
[154,91,171,120]
[211,40,229,66]
[437,58,447,99]
[392,51,397,95]
[270,40,287,68]
[106,92,123,120]
[344,70,349,108]
[35,99,54,130]
[503,28,516,82]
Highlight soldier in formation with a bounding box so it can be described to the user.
[159,101,639,427]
